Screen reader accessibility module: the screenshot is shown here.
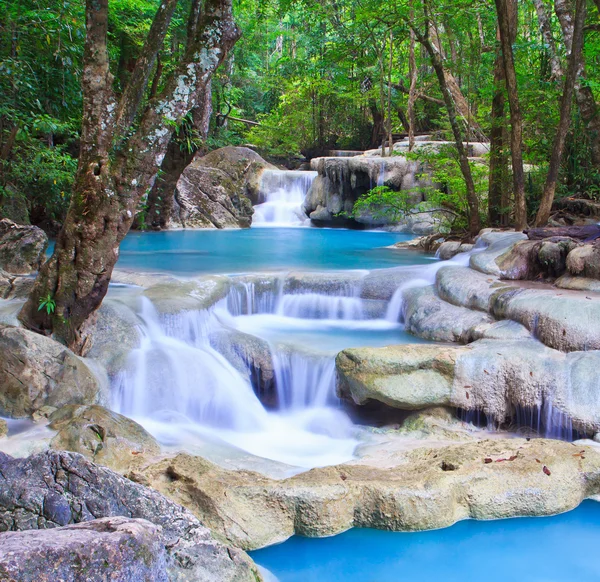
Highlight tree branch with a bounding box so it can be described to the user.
[113,0,179,140]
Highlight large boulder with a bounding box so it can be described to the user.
[0,325,103,418]
[174,146,275,229]
[49,405,160,472]
[0,451,261,581]
[0,517,169,582]
[0,219,48,275]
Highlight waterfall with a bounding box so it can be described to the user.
[253,170,317,226]
[113,297,357,468]
[277,293,365,320]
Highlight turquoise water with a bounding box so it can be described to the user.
[251,501,600,582]
[116,228,430,274]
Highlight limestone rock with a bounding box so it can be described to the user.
[209,328,275,405]
[49,405,160,472]
[0,451,261,581]
[0,419,7,438]
[0,325,102,418]
[88,298,143,375]
[174,146,275,229]
[0,219,48,275]
[403,285,494,343]
[437,241,474,260]
[336,339,600,434]
[555,274,600,293]
[469,231,528,276]
[0,517,169,582]
[139,439,600,550]
[143,276,230,314]
[567,244,600,279]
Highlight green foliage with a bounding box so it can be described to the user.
[38,293,56,315]
[349,145,488,233]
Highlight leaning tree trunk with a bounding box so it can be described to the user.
[414,7,481,237]
[495,0,528,231]
[19,0,240,353]
[535,0,586,226]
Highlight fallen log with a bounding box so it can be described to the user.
[524,224,600,241]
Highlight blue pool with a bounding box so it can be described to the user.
[115,228,430,274]
[251,501,600,582]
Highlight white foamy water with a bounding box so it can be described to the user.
[253,170,317,226]
[113,298,357,468]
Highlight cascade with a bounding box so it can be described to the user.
[113,297,357,468]
[253,170,317,226]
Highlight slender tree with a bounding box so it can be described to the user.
[495,0,528,230]
[410,2,481,236]
[19,0,241,352]
[535,0,587,225]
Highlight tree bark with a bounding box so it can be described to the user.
[145,81,213,229]
[532,0,564,81]
[495,0,528,230]
[488,45,508,226]
[407,16,418,152]
[413,4,481,237]
[19,0,241,352]
[535,0,586,226]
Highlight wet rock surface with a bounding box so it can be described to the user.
[49,405,160,472]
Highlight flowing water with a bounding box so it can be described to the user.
[251,500,600,582]
[252,170,317,226]
[110,227,435,468]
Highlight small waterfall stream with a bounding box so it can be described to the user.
[253,170,317,226]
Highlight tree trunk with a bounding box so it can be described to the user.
[19,0,241,353]
[414,5,481,237]
[532,0,564,81]
[145,81,213,229]
[495,0,528,230]
[535,0,586,226]
[555,0,600,167]
[488,45,508,226]
[408,17,418,152]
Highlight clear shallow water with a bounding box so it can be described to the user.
[116,228,428,274]
[251,501,600,582]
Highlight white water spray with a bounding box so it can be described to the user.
[253,170,317,226]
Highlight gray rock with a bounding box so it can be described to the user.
[469,231,528,276]
[143,276,230,314]
[555,274,600,293]
[0,450,261,581]
[0,325,103,418]
[0,219,48,275]
[567,244,600,279]
[175,146,275,229]
[403,285,494,343]
[0,516,169,582]
[49,405,160,472]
